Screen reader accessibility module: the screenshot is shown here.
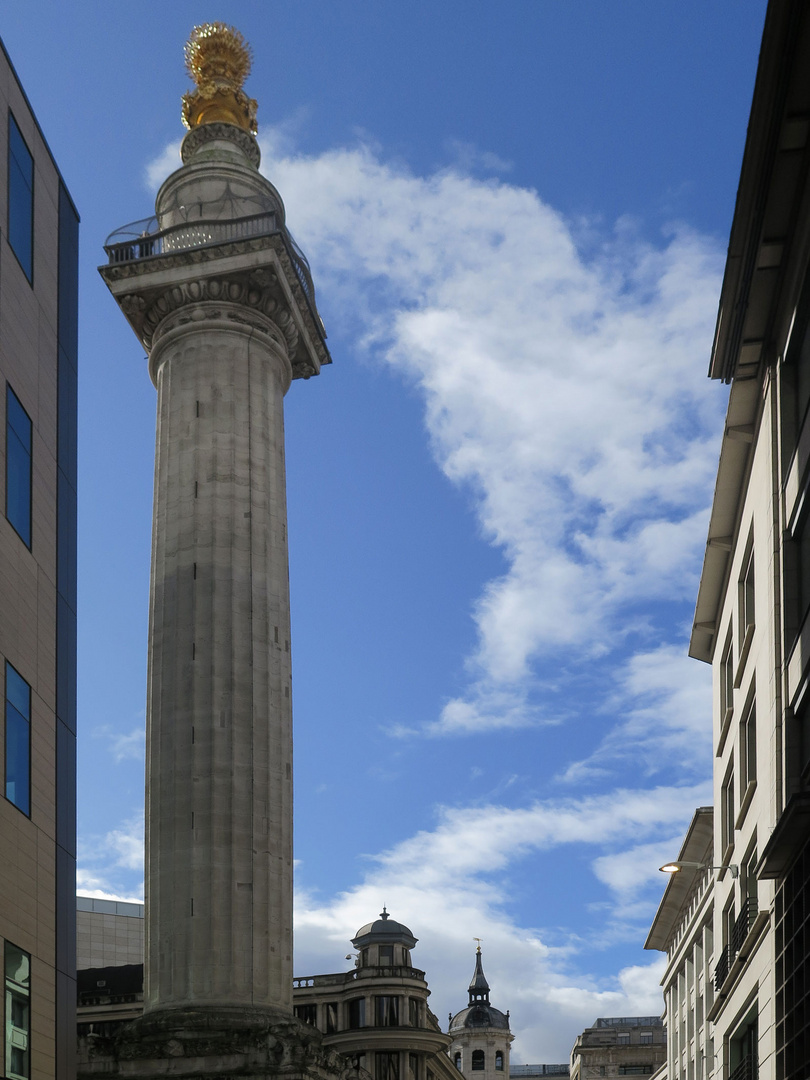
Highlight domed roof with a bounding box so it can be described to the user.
[352,908,418,950]
[449,1003,510,1032]
[449,947,510,1032]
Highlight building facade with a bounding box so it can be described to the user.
[293,911,456,1080]
[448,948,513,1080]
[645,809,715,1080]
[0,35,78,1080]
[569,1018,665,1080]
[688,2,810,1078]
[76,900,457,1080]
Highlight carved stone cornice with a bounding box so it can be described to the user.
[120,269,298,356]
[100,232,329,380]
[181,121,261,167]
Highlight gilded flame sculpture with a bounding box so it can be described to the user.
[181,22,258,134]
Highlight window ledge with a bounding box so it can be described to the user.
[735,781,757,830]
[717,706,734,756]
[719,843,735,879]
[734,623,755,688]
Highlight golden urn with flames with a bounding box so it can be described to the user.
[181,23,258,134]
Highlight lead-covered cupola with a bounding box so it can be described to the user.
[352,907,418,969]
[448,947,513,1080]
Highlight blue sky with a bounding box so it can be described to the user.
[4,1,766,1062]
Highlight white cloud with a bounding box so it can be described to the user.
[93,722,145,763]
[77,811,145,901]
[294,784,698,1059]
[144,140,182,191]
[254,136,724,741]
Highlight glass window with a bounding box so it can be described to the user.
[454,1054,462,1072]
[409,1054,418,1080]
[740,697,757,791]
[8,114,34,283]
[378,945,394,966]
[6,386,32,548]
[325,1001,338,1034]
[739,543,755,642]
[5,663,31,815]
[617,1032,630,1045]
[293,1003,317,1027]
[721,765,735,854]
[5,942,30,1080]
[376,995,399,1026]
[376,1053,399,1080]
[409,998,419,1027]
[348,998,365,1029]
[472,1050,485,1071]
[720,631,733,720]
[495,1051,504,1071]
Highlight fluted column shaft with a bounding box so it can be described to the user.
[144,306,293,1019]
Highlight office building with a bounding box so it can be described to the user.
[0,34,78,1080]
[688,1,810,1076]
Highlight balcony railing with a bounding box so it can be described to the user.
[104,209,321,329]
[729,1054,757,1080]
[714,897,758,990]
[292,966,426,990]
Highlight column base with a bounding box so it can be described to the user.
[77,1008,363,1080]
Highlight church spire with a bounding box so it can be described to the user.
[468,944,491,1004]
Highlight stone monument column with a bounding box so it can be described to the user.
[99,23,331,1040]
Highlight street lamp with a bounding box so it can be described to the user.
[659,860,738,878]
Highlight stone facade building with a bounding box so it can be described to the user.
[645,809,714,1080]
[568,1018,665,1080]
[0,33,79,1080]
[686,1,810,1077]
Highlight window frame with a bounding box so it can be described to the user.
[4,661,31,817]
[721,763,735,859]
[5,385,33,549]
[7,111,34,284]
[5,940,31,1080]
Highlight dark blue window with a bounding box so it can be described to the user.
[8,114,33,282]
[5,662,31,815]
[6,386,32,547]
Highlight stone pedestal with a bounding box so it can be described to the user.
[78,1011,364,1080]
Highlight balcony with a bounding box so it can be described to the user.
[713,897,759,991]
[292,966,426,990]
[729,1055,757,1080]
[103,199,319,321]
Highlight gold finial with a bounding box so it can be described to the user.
[181,23,258,135]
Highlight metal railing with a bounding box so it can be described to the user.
[104,210,321,331]
[729,1055,757,1080]
[714,945,731,991]
[292,966,426,990]
[714,897,758,990]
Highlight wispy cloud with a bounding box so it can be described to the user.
[77,811,145,901]
[258,136,724,745]
[93,720,145,763]
[294,783,702,1059]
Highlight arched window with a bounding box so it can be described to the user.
[495,1052,504,1072]
[472,1051,485,1071]
[454,1054,462,1072]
